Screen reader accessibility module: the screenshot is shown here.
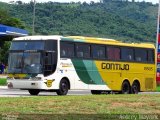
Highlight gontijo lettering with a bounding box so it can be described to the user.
[101,63,129,70]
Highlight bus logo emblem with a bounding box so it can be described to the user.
[44,80,54,87]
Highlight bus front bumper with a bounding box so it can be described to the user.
[7,79,58,90]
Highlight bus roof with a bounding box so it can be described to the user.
[66,36,155,49]
[13,35,62,41]
[13,35,155,49]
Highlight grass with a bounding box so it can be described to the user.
[0,94,160,120]
[157,86,160,92]
[0,78,6,85]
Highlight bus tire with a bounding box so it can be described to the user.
[28,89,40,95]
[121,81,131,94]
[131,81,140,94]
[56,78,69,95]
[91,90,101,95]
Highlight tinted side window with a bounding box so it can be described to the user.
[107,46,120,60]
[76,44,91,58]
[148,49,154,62]
[121,48,134,61]
[135,49,147,62]
[60,42,74,58]
[92,45,105,59]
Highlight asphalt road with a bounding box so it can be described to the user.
[0,87,160,97]
[0,88,92,97]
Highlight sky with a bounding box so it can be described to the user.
[0,0,159,4]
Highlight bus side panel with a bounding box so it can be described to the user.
[58,59,89,90]
[71,59,110,90]
[94,61,156,92]
[142,64,156,91]
[94,61,123,91]
[128,63,156,91]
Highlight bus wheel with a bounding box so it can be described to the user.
[121,81,130,94]
[131,82,139,94]
[91,90,101,95]
[56,79,69,95]
[28,89,40,95]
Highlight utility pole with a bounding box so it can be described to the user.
[32,0,36,35]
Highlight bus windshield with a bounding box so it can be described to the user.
[10,41,44,50]
[8,52,42,74]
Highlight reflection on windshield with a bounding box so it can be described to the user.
[8,52,42,74]
[23,53,42,73]
[8,53,23,73]
[10,41,44,50]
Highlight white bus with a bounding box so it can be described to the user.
[7,35,156,95]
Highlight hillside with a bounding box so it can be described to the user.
[0,0,158,43]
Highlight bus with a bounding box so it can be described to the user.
[7,35,156,95]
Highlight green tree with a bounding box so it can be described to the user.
[0,0,158,43]
[0,8,25,64]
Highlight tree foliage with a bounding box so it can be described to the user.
[0,7,25,64]
[0,0,159,64]
[1,0,157,43]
